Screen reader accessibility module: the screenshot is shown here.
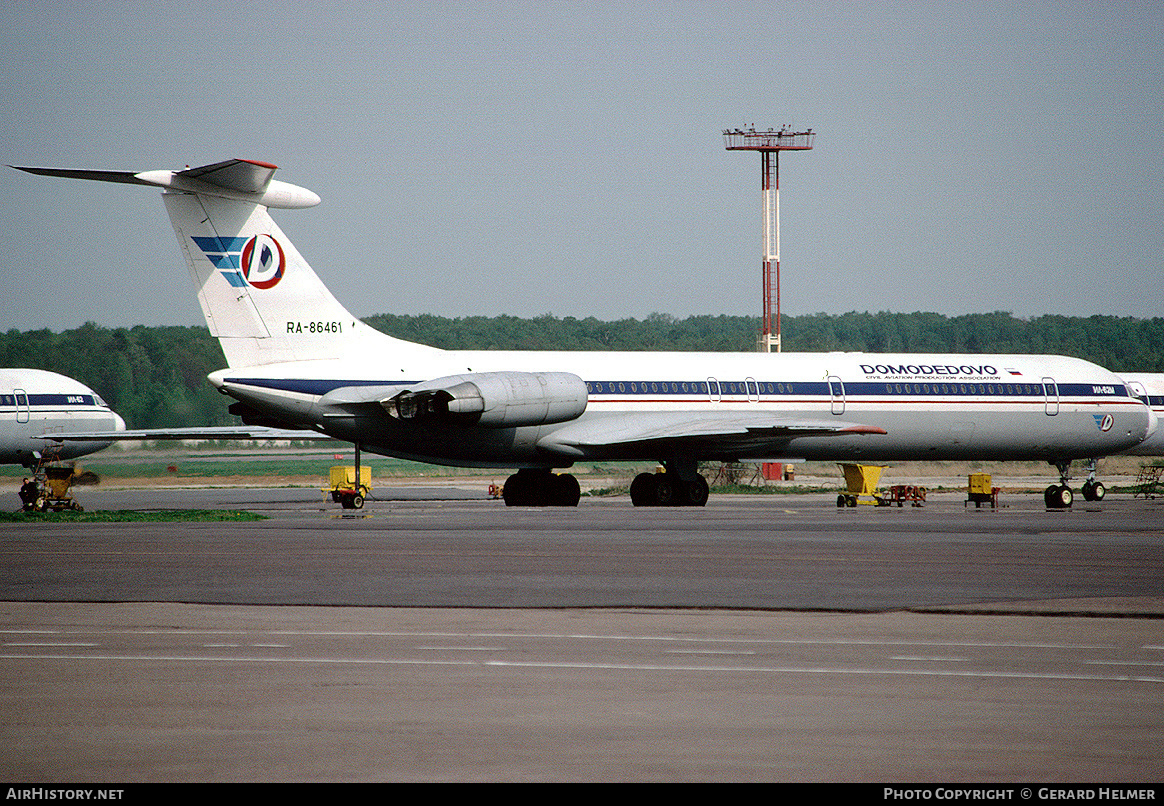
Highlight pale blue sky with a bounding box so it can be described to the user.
[2,1,1161,331]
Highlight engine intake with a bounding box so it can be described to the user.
[387,371,587,428]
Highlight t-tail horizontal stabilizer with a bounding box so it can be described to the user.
[12,160,321,209]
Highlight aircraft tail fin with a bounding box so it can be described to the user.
[14,160,434,368]
[162,188,374,367]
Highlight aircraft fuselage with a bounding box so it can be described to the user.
[213,350,1150,468]
[0,369,125,466]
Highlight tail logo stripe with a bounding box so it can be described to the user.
[192,233,285,290]
[192,236,249,252]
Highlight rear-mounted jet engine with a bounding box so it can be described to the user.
[386,371,588,428]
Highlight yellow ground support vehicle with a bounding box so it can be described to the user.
[836,463,886,507]
[836,463,927,508]
[966,473,1000,509]
[23,464,84,513]
[325,465,371,509]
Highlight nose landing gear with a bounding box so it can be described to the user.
[1080,457,1106,502]
[1043,483,1073,509]
[1080,479,1106,501]
[1045,459,1106,509]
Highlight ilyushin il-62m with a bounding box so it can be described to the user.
[13,159,1155,510]
[0,368,125,466]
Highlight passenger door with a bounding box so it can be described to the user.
[828,376,846,415]
[14,389,29,424]
[1042,377,1059,416]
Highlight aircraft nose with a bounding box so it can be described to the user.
[113,412,127,432]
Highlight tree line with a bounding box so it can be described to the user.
[3,311,1161,429]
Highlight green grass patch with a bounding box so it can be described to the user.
[0,509,266,523]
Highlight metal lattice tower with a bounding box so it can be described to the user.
[723,126,814,352]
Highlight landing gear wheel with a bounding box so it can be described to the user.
[503,471,535,506]
[503,470,581,507]
[652,477,676,507]
[630,472,657,507]
[681,475,709,507]
[551,473,581,507]
[1081,480,1106,502]
[631,471,708,506]
[1044,484,1073,509]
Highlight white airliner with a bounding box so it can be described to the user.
[1120,373,1164,456]
[12,159,1156,509]
[0,368,125,466]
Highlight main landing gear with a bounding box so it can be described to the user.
[629,460,709,507]
[501,459,711,508]
[1044,459,1106,509]
[502,468,581,507]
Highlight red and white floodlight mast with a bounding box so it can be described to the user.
[723,126,814,352]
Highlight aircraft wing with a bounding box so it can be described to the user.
[538,412,886,457]
[36,426,334,442]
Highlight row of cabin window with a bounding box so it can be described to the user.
[585,381,790,395]
[582,380,1051,397]
[881,382,1050,396]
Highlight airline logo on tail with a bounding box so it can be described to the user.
[193,234,286,290]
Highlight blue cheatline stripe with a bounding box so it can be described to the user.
[585,380,1128,399]
[1,394,98,406]
[224,377,1135,404]
[32,394,97,406]
[41,394,93,405]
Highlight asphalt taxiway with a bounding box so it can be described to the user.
[1,487,1162,781]
[3,488,1163,609]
